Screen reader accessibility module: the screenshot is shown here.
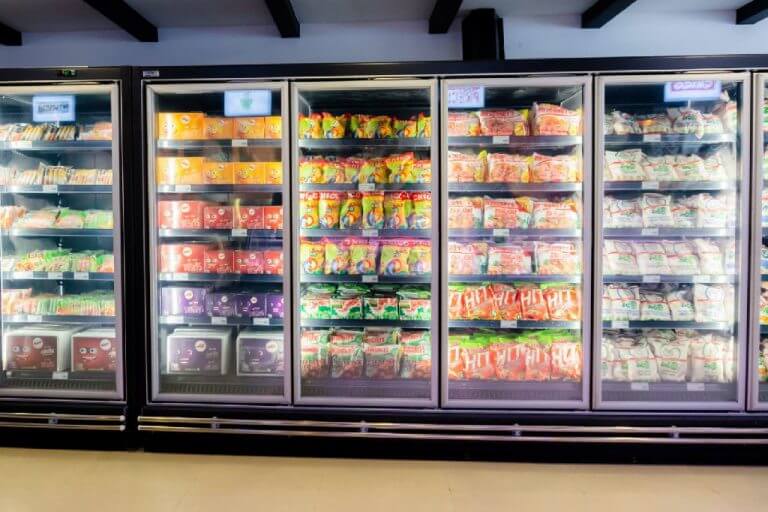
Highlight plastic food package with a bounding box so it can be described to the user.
[534,241,580,275]
[518,286,549,321]
[701,151,730,181]
[693,284,734,323]
[688,334,726,383]
[363,296,399,320]
[692,239,724,274]
[322,160,345,184]
[263,206,283,230]
[300,332,330,378]
[321,112,348,139]
[379,239,412,276]
[685,193,728,228]
[477,109,529,136]
[542,286,580,321]
[531,103,581,136]
[448,241,488,275]
[342,157,364,184]
[324,238,351,275]
[640,193,674,227]
[605,149,644,181]
[408,240,431,274]
[642,155,676,181]
[447,197,483,229]
[203,206,234,230]
[550,334,582,381]
[329,295,363,320]
[523,335,552,381]
[393,117,418,138]
[339,191,363,229]
[318,192,342,229]
[636,113,672,134]
[55,209,86,229]
[158,112,205,140]
[662,241,700,275]
[607,110,639,135]
[603,196,643,228]
[400,342,431,379]
[299,158,324,184]
[646,332,689,382]
[447,151,485,182]
[487,244,531,275]
[639,290,671,321]
[447,111,481,136]
[487,153,530,183]
[359,158,387,184]
[674,155,706,181]
[607,284,640,321]
[299,239,325,275]
[362,191,384,229]
[604,240,639,275]
[490,284,521,321]
[530,153,580,183]
[666,289,695,321]
[616,338,660,382]
[386,152,415,184]
[299,192,319,229]
[409,192,432,230]
[633,241,671,274]
[669,108,704,138]
[484,197,532,229]
[383,191,411,230]
[298,114,322,139]
[348,238,378,275]
[12,208,56,229]
[531,197,579,229]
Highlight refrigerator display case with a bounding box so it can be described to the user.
[145,83,290,404]
[595,73,749,410]
[292,80,438,407]
[0,83,124,402]
[441,77,591,409]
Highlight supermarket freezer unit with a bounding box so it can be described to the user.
[132,61,768,448]
[0,66,139,438]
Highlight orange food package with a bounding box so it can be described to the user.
[447,111,481,136]
[234,117,265,139]
[157,200,207,229]
[550,336,582,381]
[157,113,205,140]
[233,162,266,184]
[264,116,282,139]
[447,151,486,182]
[530,153,581,183]
[534,241,581,275]
[542,286,581,321]
[264,162,283,184]
[448,339,465,380]
[263,250,284,275]
[263,206,283,230]
[477,109,529,136]
[491,341,527,381]
[531,198,580,229]
[202,161,234,184]
[460,342,495,380]
[462,284,499,320]
[524,340,552,381]
[531,103,582,136]
[487,153,530,183]
[156,157,205,185]
[491,283,521,321]
[447,197,483,229]
[518,286,550,321]
[204,117,234,139]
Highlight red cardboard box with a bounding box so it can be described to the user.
[263,205,284,230]
[158,200,207,229]
[263,250,283,275]
[235,250,264,274]
[204,248,235,273]
[204,206,234,229]
[236,205,264,229]
[160,244,206,273]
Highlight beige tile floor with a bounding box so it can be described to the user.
[0,447,764,511]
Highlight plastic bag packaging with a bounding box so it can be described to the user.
[606,110,639,135]
[491,283,521,321]
[636,113,671,134]
[447,151,486,183]
[318,191,342,229]
[692,238,724,274]
[674,155,706,181]
[534,241,580,275]
[671,199,696,228]
[666,288,695,321]
[604,240,639,275]
[448,241,487,275]
[531,197,579,229]
[531,103,581,136]
[339,191,363,229]
[605,149,644,181]
[483,197,532,229]
[477,109,529,136]
[542,286,581,321]
[663,241,700,275]
[633,241,671,274]
[409,192,432,229]
[530,153,581,183]
[647,332,689,382]
[518,286,550,321]
[693,284,734,323]
[603,196,642,228]
[639,289,672,321]
[641,193,674,228]
[299,192,320,229]
[615,337,660,382]
[688,333,726,383]
[487,244,532,275]
[607,284,641,321]
[669,108,705,138]
[348,238,378,275]
[447,197,483,229]
[642,155,677,181]
[447,111,481,136]
[487,153,529,183]
[383,191,411,230]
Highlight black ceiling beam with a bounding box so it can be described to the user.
[82,0,157,42]
[0,20,21,46]
[582,0,637,28]
[265,0,300,38]
[737,1,768,24]
[429,0,463,33]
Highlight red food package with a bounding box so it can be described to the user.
[448,340,464,380]
[236,205,264,229]
[477,109,530,136]
[491,342,527,381]
[524,341,551,381]
[491,283,521,321]
[487,153,530,183]
[543,286,581,321]
[157,200,207,229]
[160,244,206,273]
[235,250,264,274]
[447,111,481,136]
[447,151,485,183]
[550,337,582,381]
[263,250,283,275]
[448,286,465,320]
[518,286,550,321]
[532,103,582,136]
[461,343,495,380]
[263,205,283,230]
[462,284,499,320]
[203,206,234,229]
[204,248,234,273]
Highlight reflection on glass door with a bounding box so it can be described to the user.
[146,83,289,404]
[0,84,122,399]
[595,74,748,410]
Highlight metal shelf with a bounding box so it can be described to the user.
[298,138,431,149]
[158,229,283,239]
[447,380,583,402]
[448,228,581,239]
[447,135,582,147]
[4,229,113,238]
[603,227,733,238]
[158,272,283,283]
[3,370,116,382]
[300,228,431,238]
[604,134,736,145]
[1,271,114,281]
[301,319,430,329]
[301,274,431,283]
[301,377,430,399]
[157,139,281,149]
[448,320,581,329]
[602,381,736,393]
[157,184,282,194]
[0,140,112,151]
[2,315,115,324]
[449,274,581,283]
[160,374,284,396]
[602,274,736,284]
[300,183,430,192]
[603,180,737,192]
[448,182,582,193]
[0,185,113,194]
[159,316,283,327]
[603,321,732,330]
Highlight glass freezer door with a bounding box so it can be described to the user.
[595,74,749,410]
[146,82,290,404]
[293,80,438,407]
[0,84,123,400]
[441,77,591,408]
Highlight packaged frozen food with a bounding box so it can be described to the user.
[238,293,267,318]
[236,331,283,376]
[157,157,205,185]
[448,241,487,275]
[523,334,552,381]
[447,151,485,182]
[263,206,283,230]
[550,333,582,381]
[55,209,86,229]
[338,191,363,229]
[487,244,532,275]
[688,334,727,383]
[317,192,342,229]
[674,155,706,181]
[447,111,481,136]
[160,244,206,273]
[477,109,529,136]
[490,338,526,380]
[359,158,387,184]
[233,162,266,184]
[692,238,724,274]
[202,162,234,185]
[166,328,231,375]
[459,336,495,380]
[299,158,324,184]
[298,114,322,139]
[636,113,672,134]
[693,284,734,323]
[363,295,399,320]
[639,290,671,321]
[603,196,642,228]
[531,197,579,229]
[362,191,384,229]
[486,153,530,183]
[530,153,581,183]
[364,343,400,379]
[400,342,431,379]
[542,285,580,321]
[684,193,728,228]
[491,283,521,321]
[447,197,483,229]
[607,284,641,321]
[393,117,418,138]
[531,103,581,136]
[204,117,233,140]
[518,286,549,321]
[409,192,432,230]
[264,116,282,139]
[615,337,660,382]
[383,191,411,230]
[204,206,234,229]
[203,249,234,274]
[300,332,329,378]
[606,110,639,135]
[324,238,351,275]
[71,329,117,372]
[157,201,206,230]
[603,240,638,275]
[348,238,378,275]
[412,159,431,183]
[662,241,700,275]
[234,117,265,139]
[321,160,345,184]
[235,250,264,274]
[605,149,644,181]
[701,151,730,181]
[262,250,283,275]
[633,241,671,274]
[408,240,431,274]
[386,152,415,184]
[484,197,532,229]
[299,192,319,229]
[300,239,325,275]
[4,325,81,372]
[642,155,676,181]
[330,343,364,378]
[158,112,205,140]
[669,108,704,138]
[534,241,580,275]
[161,287,207,316]
[397,287,431,321]
[640,193,674,228]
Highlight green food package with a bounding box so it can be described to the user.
[330,344,364,378]
[398,297,431,321]
[336,283,370,296]
[84,210,113,229]
[349,114,369,139]
[301,341,329,378]
[343,157,364,184]
[329,294,363,319]
[363,295,399,320]
[321,112,348,139]
[299,159,324,184]
[304,283,336,295]
[359,158,387,184]
[339,192,363,229]
[408,192,432,229]
[300,294,333,319]
[417,113,431,138]
[383,191,411,229]
[362,191,384,229]
[321,161,345,184]
[324,238,350,275]
[400,343,431,379]
[299,240,325,275]
[298,114,322,139]
[401,330,431,347]
[364,343,400,379]
[412,159,432,184]
[363,327,401,345]
[329,329,363,345]
[348,239,378,275]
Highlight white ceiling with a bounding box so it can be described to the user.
[0,0,758,32]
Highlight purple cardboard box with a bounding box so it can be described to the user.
[161,287,207,316]
[166,335,223,374]
[204,292,239,317]
[267,293,284,319]
[237,333,284,375]
[238,293,267,318]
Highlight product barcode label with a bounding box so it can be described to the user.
[174,185,191,193]
[52,371,68,380]
[252,317,270,326]
[358,183,375,192]
[493,228,510,237]
[641,181,659,190]
[172,273,190,280]
[643,134,661,143]
[42,185,58,193]
[686,382,706,391]
[211,316,227,325]
[492,136,510,144]
[500,320,517,328]
[611,321,630,329]
[27,315,42,322]
[231,139,248,147]
[630,382,650,391]
[362,229,378,237]
[362,275,378,283]
[641,228,659,236]
[13,272,33,279]
[692,275,710,283]
[642,275,660,283]
[231,228,248,237]
[165,316,183,324]
[73,272,89,280]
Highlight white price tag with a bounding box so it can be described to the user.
[42,184,58,193]
[211,316,227,325]
[51,371,68,380]
[165,315,183,324]
[500,320,518,329]
[231,139,248,147]
[362,275,378,283]
[172,273,190,281]
[12,271,33,279]
[493,228,510,237]
[73,272,89,280]
[362,229,378,237]
[48,272,64,280]
[174,185,191,193]
[642,275,660,283]
[692,275,710,283]
[27,315,42,322]
[611,321,630,329]
[643,134,661,143]
[492,135,510,144]
[641,181,659,190]
[12,141,31,148]
[231,228,248,237]
[630,382,650,391]
[252,317,270,326]
[641,228,659,236]
[686,382,706,392]
[358,183,375,192]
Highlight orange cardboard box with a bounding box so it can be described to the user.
[157,112,205,140]
[234,117,265,139]
[264,116,282,139]
[205,117,234,139]
[233,162,266,184]
[203,161,234,184]
[264,161,283,184]
[157,157,205,185]
[263,205,284,230]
